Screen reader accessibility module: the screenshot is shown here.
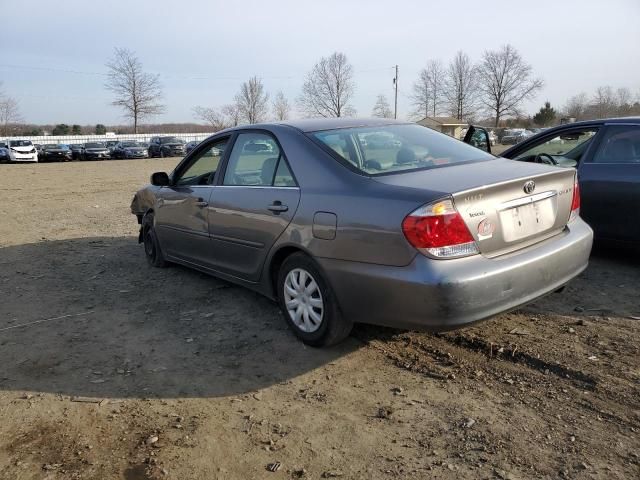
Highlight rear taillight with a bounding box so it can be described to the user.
[569,177,580,222]
[402,199,479,258]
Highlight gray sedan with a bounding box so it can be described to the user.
[131,118,593,346]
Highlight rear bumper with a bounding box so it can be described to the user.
[318,218,593,331]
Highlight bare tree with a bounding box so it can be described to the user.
[192,106,227,131]
[0,86,22,136]
[298,52,356,117]
[234,76,269,124]
[564,92,588,120]
[444,51,477,121]
[616,87,634,116]
[272,91,291,121]
[411,60,446,119]
[410,69,431,119]
[372,94,393,118]
[105,48,165,133]
[476,44,543,126]
[590,86,616,118]
[222,103,241,127]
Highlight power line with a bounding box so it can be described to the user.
[0,62,399,82]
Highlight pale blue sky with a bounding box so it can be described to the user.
[1,0,639,124]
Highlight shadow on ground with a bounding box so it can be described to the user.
[0,237,357,399]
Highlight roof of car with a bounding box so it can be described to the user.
[557,116,640,127]
[273,117,410,133]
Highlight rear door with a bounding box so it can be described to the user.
[578,123,640,242]
[154,137,229,266]
[207,131,300,282]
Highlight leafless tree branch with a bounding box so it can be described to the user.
[297,52,356,118]
[105,48,165,133]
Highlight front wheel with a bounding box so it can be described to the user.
[277,253,351,347]
[141,213,168,267]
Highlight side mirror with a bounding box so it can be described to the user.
[150,171,170,186]
[463,126,492,154]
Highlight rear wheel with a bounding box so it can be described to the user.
[277,253,351,347]
[142,213,168,267]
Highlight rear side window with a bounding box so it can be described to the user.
[224,133,289,186]
[592,125,640,164]
[311,124,493,175]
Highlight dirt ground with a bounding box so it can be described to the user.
[0,159,638,480]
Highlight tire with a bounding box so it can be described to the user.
[141,213,168,268]
[277,252,352,347]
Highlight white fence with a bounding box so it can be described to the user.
[1,132,215,145]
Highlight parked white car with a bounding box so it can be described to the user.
[6,139,38,162]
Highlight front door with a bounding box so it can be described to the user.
[578,124,640,242]
[207,131,300,282]
[154,137,229,266]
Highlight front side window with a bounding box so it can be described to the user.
[175,138,228,186]
[311,124,493,175]
[514,129,598,162]
[224,133,285,186]
[591,125,640,164]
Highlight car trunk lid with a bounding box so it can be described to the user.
[373,158,577,257]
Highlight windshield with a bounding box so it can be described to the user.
[160,137,183,144]
[9,140,33,147]
[85,142,105,149]
[122,142,142,147]
[311,124,493,175]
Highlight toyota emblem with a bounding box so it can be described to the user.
[523,180,535,194]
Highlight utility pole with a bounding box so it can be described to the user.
[393,65,398,119]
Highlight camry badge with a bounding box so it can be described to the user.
[523,180,535,194]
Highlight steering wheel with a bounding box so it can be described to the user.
[534,153,558,165]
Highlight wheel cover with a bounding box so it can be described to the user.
[284,268,324,333]
[143,227,155,258]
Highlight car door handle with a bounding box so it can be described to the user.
[194,199,208,207]
[268,202,288,213]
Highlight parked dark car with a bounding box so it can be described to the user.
[0,142,8,163]
[82,142,111,160]
[148,136,186,158]
[112,141,150,159]
[465,117,640,244]
[131,118,592,346]
[34,143,44,157]
[40,143,73,162]
[105,140,119,154]
[185,140,201,155]
[69,144,84,160]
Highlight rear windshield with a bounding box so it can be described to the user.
[85,142,105,148]
[311,124,493,175]
[9,140,33,147]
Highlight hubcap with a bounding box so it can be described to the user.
[143,227,155,258]
[284,268,324,333]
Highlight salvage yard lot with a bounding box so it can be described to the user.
[0,159,639,480]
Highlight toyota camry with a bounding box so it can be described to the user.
[131,118,593,346]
